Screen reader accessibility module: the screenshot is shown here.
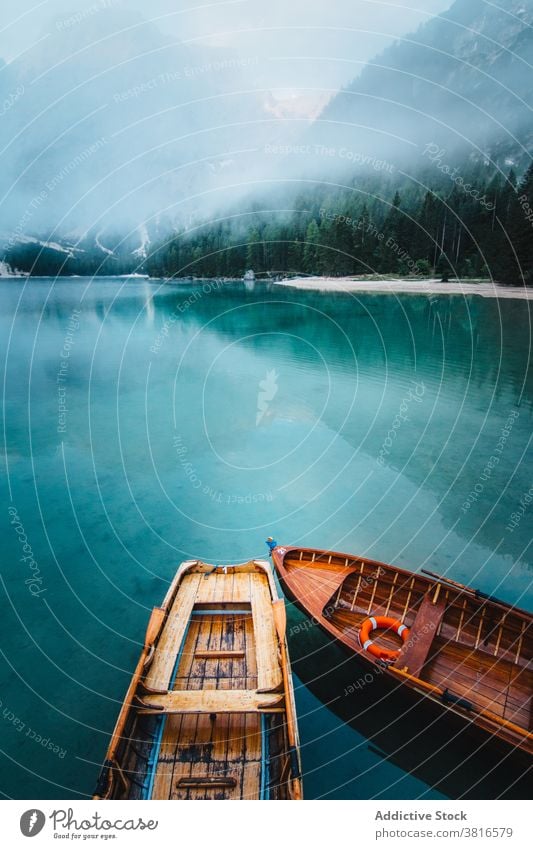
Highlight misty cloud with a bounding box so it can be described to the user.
[0,0,529,263]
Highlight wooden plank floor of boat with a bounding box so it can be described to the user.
[423,638,533,729]
[148,570,279,800]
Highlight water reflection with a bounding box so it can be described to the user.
[0,277,531,800]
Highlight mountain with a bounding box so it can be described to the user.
[142,0,533,285]
[0,4,301,263]
[308,0,533,174]
[3,0,533,278]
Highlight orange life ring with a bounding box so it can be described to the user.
[358,616,410,662]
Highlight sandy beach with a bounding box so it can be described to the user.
[274,276,533,300]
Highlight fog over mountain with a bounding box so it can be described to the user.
[311,0,533,173]
[0,0,531,268]
[0,0,452,253]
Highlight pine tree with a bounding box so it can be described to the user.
[513,163,533,282]
[246,227,263,272]
[331,215,355,275]
[377,191,402,272]
[287,238,304,272]
[303,220,320,274]
[413,191,440,268]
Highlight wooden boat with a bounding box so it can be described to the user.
[94,559,302,800]
[272,544,533,756]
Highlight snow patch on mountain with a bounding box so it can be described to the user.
[95,230,115,256]
[132,223,150,259]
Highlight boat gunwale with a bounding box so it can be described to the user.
[274,545,533,622]
[272,544,532,755]
[94,558,303,800]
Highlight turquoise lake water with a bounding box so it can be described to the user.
[1,277,532,799]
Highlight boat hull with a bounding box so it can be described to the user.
[95,559,303,800]
[272,545,532,757]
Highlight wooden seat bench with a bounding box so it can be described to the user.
[135,688,285,715]
[393,589,447,677]
[176,777,237,790]
[193,650,245,660]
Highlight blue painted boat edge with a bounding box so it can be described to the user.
[142,613,194,799]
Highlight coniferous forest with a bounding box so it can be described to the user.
[145,162,533,284]
[5,161,533,284]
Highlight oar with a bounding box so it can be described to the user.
[388,665,532,743]
[421,569,509,607]
[272,599,303,800]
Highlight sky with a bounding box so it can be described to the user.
[0,0,461,237]
[0,0,529,241]
[1,0,453,93]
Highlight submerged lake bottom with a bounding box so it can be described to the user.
[1,277,531,799]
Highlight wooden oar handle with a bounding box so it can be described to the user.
[421,570,509,608]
